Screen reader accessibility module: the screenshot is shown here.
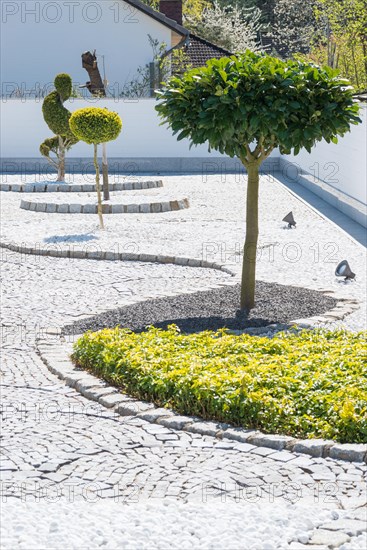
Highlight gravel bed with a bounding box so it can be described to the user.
[64,281,337,335]
[0,499,347,550]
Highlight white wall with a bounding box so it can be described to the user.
[1,96,366,211]
[283,104,367,206]
[0,97,228,158]
[0,0,170,95]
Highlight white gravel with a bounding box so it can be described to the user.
[0,499,349,550]
[340,534,367,550]
[1,173,365,331]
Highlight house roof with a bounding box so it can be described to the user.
[185,34,232,68]
[122,0,188,36]
[121,0,233,66]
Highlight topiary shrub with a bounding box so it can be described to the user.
[54,73,73,102]
[69,107,122,229]
[69,107,122,144]
[40,73,78,182]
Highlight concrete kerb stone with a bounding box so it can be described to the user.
[83,204,97,214]
[139,203,151,213]
[186,421,229,438]
[19,197,190,214]
[0,240,236,277]
[36,336,367,464]
[246,433,298,451]
[157,415,195,430]
[329,444,367,462]
[0,180,164,192]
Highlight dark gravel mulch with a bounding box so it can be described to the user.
[63,281,337,335]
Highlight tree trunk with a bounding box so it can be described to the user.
[240,162,260,310]
[362,41,367,82]
[102,142,110,201]
[94,143,105,230]
[351,44,360,88]
[57,136,66,182]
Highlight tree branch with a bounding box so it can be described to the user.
[245,144,255,162]
[44,156,59,169]
[253,136,264,158]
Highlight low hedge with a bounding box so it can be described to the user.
[72,327,367,443]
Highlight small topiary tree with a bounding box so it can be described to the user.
[40,73,78,181]
[156,51,361,310]
[69,107,122,229]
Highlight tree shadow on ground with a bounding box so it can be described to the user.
[44,234,98,244]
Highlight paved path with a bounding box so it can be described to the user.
[1,249,366,549]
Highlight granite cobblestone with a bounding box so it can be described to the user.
[1,173,366,548]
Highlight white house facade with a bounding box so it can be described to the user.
[0,0,183,98]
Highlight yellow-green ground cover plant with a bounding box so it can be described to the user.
[72,327,367,443]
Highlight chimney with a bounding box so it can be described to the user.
[159,0,182,25]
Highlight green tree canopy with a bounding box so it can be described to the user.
[156,52,360,161]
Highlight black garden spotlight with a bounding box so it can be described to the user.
[282,211,296,228]
[335,260,356,281]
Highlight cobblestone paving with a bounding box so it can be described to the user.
[1,250,366,548]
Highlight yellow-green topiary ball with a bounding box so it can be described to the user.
[69,107,122,145]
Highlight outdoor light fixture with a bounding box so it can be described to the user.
[282,211,296,228]
[335,260,356,281]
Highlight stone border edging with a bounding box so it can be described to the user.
[0,180,163,192]
[0,240,235,276]
[228,295,360,335]
[37,335,367,464]
[1,238,360,328]
[20,197,189,214]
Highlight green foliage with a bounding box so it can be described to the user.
[39,137,59,159]
[305,0,367,92]
[42,91,77,140]
[156,52,361,161]
[69,107,122,145]
[54,73,73,102]
[72,327,367,443]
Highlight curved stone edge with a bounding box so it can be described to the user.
[231,295,360,335]
[0,180,163,192]
[0,240,235,276]
[20,197,189,214]
[0,238,360,326]
[37,334,367,464]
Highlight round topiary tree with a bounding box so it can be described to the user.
[69,107,122,229]
[155,51,361,310]
[40,73,79,182]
